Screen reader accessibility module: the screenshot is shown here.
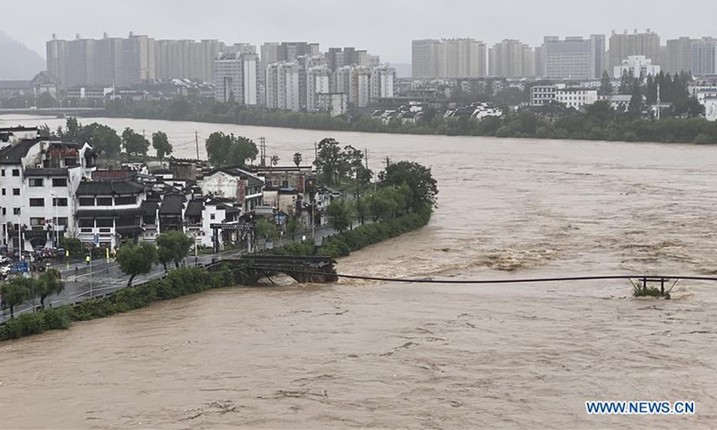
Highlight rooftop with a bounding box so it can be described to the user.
[76,180,145,195]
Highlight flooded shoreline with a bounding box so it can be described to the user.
[2,116,717,428]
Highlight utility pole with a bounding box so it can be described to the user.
[365,148,369,170]
[195,131,200,160]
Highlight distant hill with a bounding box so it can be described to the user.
[0,32,45,80]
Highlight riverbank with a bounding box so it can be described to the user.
[0,210,432,342]
[102,100,717,145]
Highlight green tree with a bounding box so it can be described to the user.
[36,268,64,309]
[1,277,32,318]
[599,71,613,96]
[326,199,355,233]
[156,231,194,270]
[121,127,150,156]
[152,131,173,159]
[255,218,279,241]
[379,161,438,211]
[628,78,644,117]
[116,242,158,287]
[63,116,80,140]
[37,92,57,108]
[81,123,122,156]
[270,155,280,166]
[314,138,342,184]
[205,132,258,167]
[293,152,302,167]
[285,216,302,240]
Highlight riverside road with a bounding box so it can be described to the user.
[1,227,336,324]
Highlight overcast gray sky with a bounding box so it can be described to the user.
[3,0,717,64]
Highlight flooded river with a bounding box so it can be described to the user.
[1,116,717,428]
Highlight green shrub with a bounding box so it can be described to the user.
[2,313,45,339]
[42,307,72,330]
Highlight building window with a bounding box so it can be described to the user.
[79,197,95,206]
[78,219,94,228]
[1,169,4,176]
[1,189,4,195]
[53,197,68,207]
[13,208,20,215]
[210,214,215,220]
[29,198,44,207]
[13,188,20,196]
[1,208,5,216]
[57,217,69,226]
[12,169,19,177]
[96,219,113,228]
[30,217,44,227]
[52,178,68,187]
[115,196,135,205]
[96,197,113,206]
[29,178,44,187]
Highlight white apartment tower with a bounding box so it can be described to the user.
[213,53,258,105]
[370,66,396,101]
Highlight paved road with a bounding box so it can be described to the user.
[0,226,338,324]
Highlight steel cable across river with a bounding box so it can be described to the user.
[1,115,716,428]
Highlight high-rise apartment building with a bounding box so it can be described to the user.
[489,39,535,78]
[412,39,487,79]
[370,66,396,100]
[691,38,717,76]
[306,66,331,112]
[664,37,695,74]
[335,65,371,108]
[265,62,301,111]
[213,52,258,105]
[608,29,661,70]
[46,34,242,88]
[541,35,605,79]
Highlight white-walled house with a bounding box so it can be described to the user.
[199,167,264,213]
[0,138,96,253]
[74,180,146,250]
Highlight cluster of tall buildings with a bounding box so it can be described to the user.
[215,45,394,114]
[46,33,231,88]
[413,30,717,80]
[45,34,396,114]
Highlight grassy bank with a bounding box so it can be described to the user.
[0,266,236,342]
[274,209,432,258]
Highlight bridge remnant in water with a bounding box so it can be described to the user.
[208,254,339,285]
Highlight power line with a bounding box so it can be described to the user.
[240,267,717,285]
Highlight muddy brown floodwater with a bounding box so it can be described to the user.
[1,116,717,428]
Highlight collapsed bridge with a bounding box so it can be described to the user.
[207,255,339,285]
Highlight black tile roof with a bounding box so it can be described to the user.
[140,200,160,214]
[0,139,38,165]
[185,200,204,217]
[159,194,184,215]
[76,180,145,195]
[23,168,69,177]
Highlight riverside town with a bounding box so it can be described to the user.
[0,119,436,333]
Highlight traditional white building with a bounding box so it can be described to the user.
[74,180,146,250]
[613,55,661,79]
[199,167,264,213]
[0,139,96,253]
[554,88,598,109]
